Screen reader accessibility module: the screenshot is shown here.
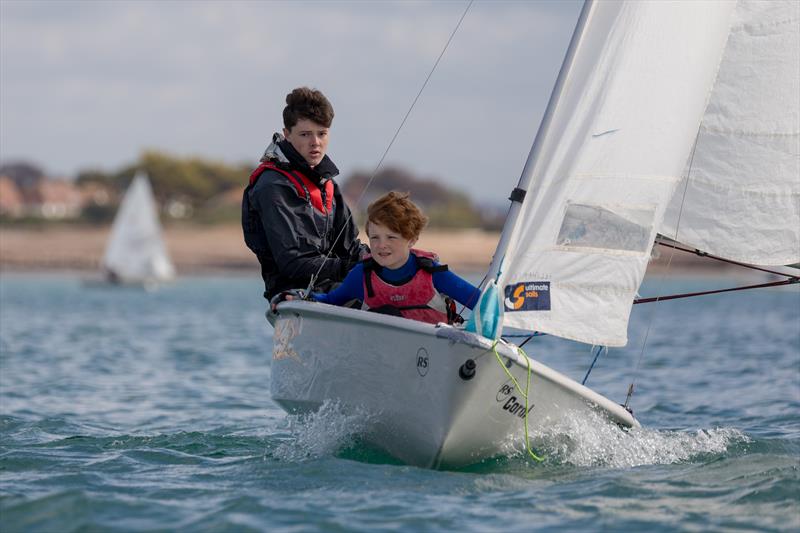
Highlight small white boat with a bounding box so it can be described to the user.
[269,0,799,468]
[270,303,636,468]
[100,171,175,287]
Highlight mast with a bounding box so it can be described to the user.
[484,0,595,285]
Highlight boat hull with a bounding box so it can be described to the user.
[270,301,637,469]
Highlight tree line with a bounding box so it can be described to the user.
[4,151,504,229]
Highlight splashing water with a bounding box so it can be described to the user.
[273,400,373,462]
[519,409,751,468]
[271,401,748,469]
[1,274,794,532]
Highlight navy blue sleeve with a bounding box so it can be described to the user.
[311,263,365,305]
[432,269,480,309]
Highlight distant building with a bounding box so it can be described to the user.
[0,162,45,203]
[0,175,24,217]
[0,168,86,219]
[34,179,84,219]
[78,182,114,207]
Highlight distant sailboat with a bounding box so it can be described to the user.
[101,171,175,287]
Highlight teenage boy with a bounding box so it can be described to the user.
[242,87,365,299]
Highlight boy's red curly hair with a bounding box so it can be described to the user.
[366,191,428,241]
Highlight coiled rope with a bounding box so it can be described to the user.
[492,341,544,462]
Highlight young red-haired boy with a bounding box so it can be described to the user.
[297,191,480,325]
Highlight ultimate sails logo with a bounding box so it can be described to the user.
[503,281,551,311]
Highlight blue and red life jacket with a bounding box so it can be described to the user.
[362,249,462,325]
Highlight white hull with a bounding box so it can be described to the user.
[270,301,638,469]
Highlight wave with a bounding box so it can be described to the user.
[514,409,752,469]
[272,401,377,463]
[265,405,753,470]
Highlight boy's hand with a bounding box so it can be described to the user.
[269,289,307,313]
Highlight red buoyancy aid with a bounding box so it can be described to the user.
[362,249,454,325]
[249,161,334,214]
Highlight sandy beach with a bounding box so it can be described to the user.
[0,224,729,276]
[0,225,501,274]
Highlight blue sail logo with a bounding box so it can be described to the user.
[504,281,551,311]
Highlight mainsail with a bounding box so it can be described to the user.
[661,1,800,265]
[101,172,175,284]
[487,0,799,347]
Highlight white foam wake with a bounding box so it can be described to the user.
[273,400,371,462]
[522,410,750,469]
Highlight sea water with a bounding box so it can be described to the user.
[1,273,798,532]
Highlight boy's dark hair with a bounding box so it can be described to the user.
[366,191,428,241]
[283,87,334,130]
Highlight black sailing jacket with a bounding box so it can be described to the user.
[242,134,365,299]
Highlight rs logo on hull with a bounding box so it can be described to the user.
[416,347,429,377]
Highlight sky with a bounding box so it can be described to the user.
[0,0,583,205]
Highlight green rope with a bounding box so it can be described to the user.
[492,341,544,462]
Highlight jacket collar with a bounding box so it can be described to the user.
[260,132,339,183]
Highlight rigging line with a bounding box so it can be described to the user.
[517,335,535,349]
[624,228,680,409]
[655,239,798,279]
[503,277,796,382]
[624,227,680,409]
[305,1,475,294]
[456,273,487,321]
[633,277,799,304]
[624,127,702,409]
[581,345,606,385]
[501,333,544,353]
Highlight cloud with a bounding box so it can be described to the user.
[0,0,582,204]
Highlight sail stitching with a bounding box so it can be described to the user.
[698,125,799,137]
[665,174,800,194]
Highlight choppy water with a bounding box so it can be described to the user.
[1,272,798,532]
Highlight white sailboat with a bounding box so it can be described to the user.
[101,171,175,287]
[269,0,799,469]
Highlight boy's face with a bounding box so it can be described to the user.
[367,221,417,270]
[284,118,330,168]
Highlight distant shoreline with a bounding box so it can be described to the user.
[0,225,501,274]
[0,224,744,276]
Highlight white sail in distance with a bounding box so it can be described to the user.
[491,0,798,347]
[102,172,175,284]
